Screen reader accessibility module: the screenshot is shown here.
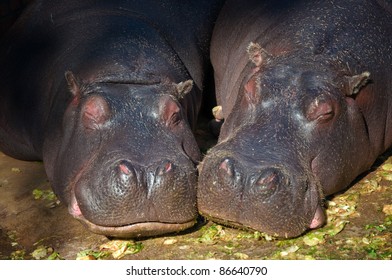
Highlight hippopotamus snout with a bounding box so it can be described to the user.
[69,155,197,238]
[198,150,326,238]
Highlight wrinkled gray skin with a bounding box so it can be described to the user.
[198,0,392,238]
[0,0,224,238]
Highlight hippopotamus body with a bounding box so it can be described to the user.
[198,0,392,238]
[0,0,224,238]
[0,0,34,37]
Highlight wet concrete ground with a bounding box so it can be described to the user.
[0,127,391,260]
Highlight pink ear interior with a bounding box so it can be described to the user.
[65,71,81,97]
[159,96,181,127]
[244,76,260,105]
[82,96,110,129]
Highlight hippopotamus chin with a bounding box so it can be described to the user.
[198,0,392,238]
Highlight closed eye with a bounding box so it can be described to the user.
[306,100,334,122]
[168,111,182,127]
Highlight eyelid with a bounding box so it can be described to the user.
[306,99,334,122]
[169,111,181,126]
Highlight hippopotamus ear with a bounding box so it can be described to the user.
[247,42,271,67]
[345,71,371,96]
[159,95,182,128]
[65,71,81,97]
[174,80,194,99]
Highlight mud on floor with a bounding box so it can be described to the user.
[0,127,391,260]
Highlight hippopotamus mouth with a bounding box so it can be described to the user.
[83,220,196,239]
[68,195,196,238]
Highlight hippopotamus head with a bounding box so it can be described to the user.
[198,43,374,238]
[44,70,200,238]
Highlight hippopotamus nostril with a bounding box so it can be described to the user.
[156,160,173,176]
[219,157,235,178]
[256,170,277,187]
[117,160,137,183]
[250,168,285,197]
[119,161,131,175]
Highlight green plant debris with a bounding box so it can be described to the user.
[223,242,235,252]
[47,251,63,260]
[163,238,177,245]
[357,179,383,194]
[236,232,256,239]
[279,245,299,257]
[31,246,48,259]
[30,245,62,260]
[383,205,392,215]
[7,231,17,242]
[76,249,110,260]
[99,240,144,259]
[11,167,21,173]
[365,215,392,234]
[260,232,276,241]
[32,189,57,201]
[302,232,326,247]
[378,171,392,181]
[6,231,21,248]
[32,188,60,207]
[204,251,217,259]
[76,240,144,260]
[233,252,249,260]
[365,224,387,233]
[300,220,348,247]
[342,236,391,260]
[385,215,392,226]
[10,250,25,260]
[381,163,392,171]
[235,230,272,241]
[327,194,359,218]
[198,224,225,244]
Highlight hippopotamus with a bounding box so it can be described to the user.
[0,0,224,238]
[198,0,392,238]
[0,0,34,37]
